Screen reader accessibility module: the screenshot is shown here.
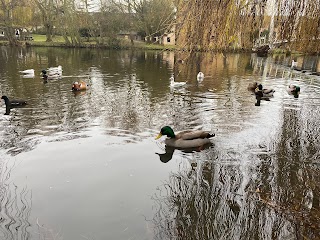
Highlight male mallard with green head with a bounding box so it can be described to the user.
[287,85,300,98]
[155,126,215,148]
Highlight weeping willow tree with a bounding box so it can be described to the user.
[0,0,29,45]
[175,0,320,53]
[277,0,320,53]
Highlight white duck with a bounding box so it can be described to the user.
[47,65,63,76]
[22,73,35,78]
[291,60,298,69]
[197,72,204,82]
[19,69,35,78]
[48,65,62,72]
[170,74,186,88]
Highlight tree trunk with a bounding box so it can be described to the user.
[45,24,53,42]
[3,8,18,46]
[5,26,19,46]
[130,33,134,46]
[62,31,71,45]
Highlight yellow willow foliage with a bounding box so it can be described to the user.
[175,0,266,51]
[277,0,320,53]
[175,0,320,53]
[12,6,34,27]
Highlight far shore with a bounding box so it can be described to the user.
[0,34,310,57]
[0,34,176,51]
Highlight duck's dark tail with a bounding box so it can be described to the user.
[207,133,215,138]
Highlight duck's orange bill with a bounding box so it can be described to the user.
[155,133,162,140]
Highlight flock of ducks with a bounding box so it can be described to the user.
[2,65,89,115]
[1,67,302,149]
[170,71,205,88]
[3,68,212,149]
[157,80,301,149]
[19,65,63,79]
[247,81,300,106]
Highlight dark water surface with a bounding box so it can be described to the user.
[0,47,320,239]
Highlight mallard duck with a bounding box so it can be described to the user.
[170,74,186,88]
[247,82,258,92]
[41,69,62,80]
[155,126,215,148]
[287,85,300,98]
[72,81,88,91]
[1,95,27,115]
[197,72,204,82]
[255,84,275,98]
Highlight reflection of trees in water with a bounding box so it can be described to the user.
[0,118,41,156]
[271,105,320,238]
[152,161,297,240]
[0,159,32,240]
[152,104,320,239]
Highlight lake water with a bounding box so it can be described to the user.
[0,46,320,240]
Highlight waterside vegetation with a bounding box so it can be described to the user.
[1,0,319,54]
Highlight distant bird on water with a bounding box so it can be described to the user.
[287,85,300,98]
[19,69,34,75]
[291,60,298,69]
[41,69,62,80]
[197,71,204,82]
[47,65,62,74]
[1,95,27,115]
[170,74,186,88]
[19,68,35,78]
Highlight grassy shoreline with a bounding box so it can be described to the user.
[0,34,176,51]
[0,34,309,55]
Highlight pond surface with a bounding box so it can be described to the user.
[0,46,320,240]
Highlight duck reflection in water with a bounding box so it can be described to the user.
[156,143,213,163]
[72,90,87,97]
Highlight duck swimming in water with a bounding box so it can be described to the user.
[255,84,275,98]
[19,69,35,78]
[1,95,27,115]
[170,74,186,88]
[197,72,205,82]
[155,126,215,149]
[291,60,298,69]
[41,69,62,80]
[72,81,89,91]
[19,69,34,75]
[287,85,300,98]
[254,84,275,106]
[47,65,62,74]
